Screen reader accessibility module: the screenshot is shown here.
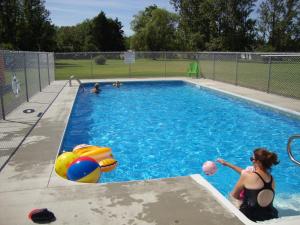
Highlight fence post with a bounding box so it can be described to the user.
[235,53,239,85]
[0,88,4,120]
[23,53,29,102]
[46,53,50,85]
[164,51,167,77]
[267,56,272,93]
[0,77,4,120]
[90,53,93,78]
[0,52,5,120]
[197,52,201,79]
[51,53,55,82]
[213,53,216,80]
[37,53,42,92]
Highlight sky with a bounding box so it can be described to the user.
[45,0,175,36]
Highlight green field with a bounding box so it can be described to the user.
[55,58,300,98]
[55,59,196,79]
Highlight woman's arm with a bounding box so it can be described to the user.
[231,173,246,199]
[217,158,243,174]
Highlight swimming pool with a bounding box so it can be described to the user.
[61,80,300,215]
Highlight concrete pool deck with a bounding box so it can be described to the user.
[0,78,300,225]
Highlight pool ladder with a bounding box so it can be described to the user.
[287,134,300,166]
[69,75,85,91]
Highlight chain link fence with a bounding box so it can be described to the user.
[55,51,300,99]
[0,50,55,120]
[201,52,300,99]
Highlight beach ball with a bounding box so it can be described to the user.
[202,161,217,176]
[55,152,79,178]
[67,156,101,183]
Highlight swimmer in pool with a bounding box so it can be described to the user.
[91,83,101,94]
[113,81,122,88]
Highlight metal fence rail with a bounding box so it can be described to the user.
[0,50,55,120]
[55,51,300,99]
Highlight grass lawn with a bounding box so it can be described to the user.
[55,58,300,98]
[55,59,197,79]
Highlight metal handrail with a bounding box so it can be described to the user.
[69,75,85,91]
[287,134,300,166]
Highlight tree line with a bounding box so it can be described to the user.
[0,0,56,51]
[0,0,125,52]
[0,0,299,52]
[56,12,125,52]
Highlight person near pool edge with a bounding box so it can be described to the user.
[217,148,279,222]
[91,82,101,94]
[113,81,122,88]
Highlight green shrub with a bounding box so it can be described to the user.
[94,55,106,65]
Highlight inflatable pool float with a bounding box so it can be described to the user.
[73,146,112,162]
[99,158,118,172]
[55,152,79,178]
[73,144,91,150]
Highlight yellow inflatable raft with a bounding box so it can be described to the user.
[73,144,91,150]
[99,158,118,172]
[73,146,112,162]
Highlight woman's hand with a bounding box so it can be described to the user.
[217,158,227,166]
[217,158,243,174]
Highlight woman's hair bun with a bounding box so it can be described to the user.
[254,148,279,169]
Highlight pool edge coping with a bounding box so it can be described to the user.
[185,79,300,119]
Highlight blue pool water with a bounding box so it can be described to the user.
[61,81,300,214]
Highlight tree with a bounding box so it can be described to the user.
[124,36,131,50]
[0,0,21,49]
[171,0,215,50]
[56,26,77,52]
[106,18,125,51]
[131,5,179,50]
[215,0,257,51]
[170,0,257,51]
[20,0,56,51]
[55,20,96,52]
[91,11,125,51]
[258,0,300,51]
[78,20,97,51]
[0,0,56,51]
[55,12,125,52]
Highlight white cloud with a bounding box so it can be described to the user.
[47,0,148,10]
[48,6,91,14]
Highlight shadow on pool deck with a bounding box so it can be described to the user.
[0,81,67,169]
[1,78,300,225]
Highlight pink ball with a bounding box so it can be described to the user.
[202,161,217,176]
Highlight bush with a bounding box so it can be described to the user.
[94,55,106,65]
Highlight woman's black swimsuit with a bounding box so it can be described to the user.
[240,172,278,222]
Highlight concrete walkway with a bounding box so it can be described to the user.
[0,81,66,169]
[196,79,300,114]
[0,78,300,225]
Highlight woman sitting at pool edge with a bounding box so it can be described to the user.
[217,148,279,222]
